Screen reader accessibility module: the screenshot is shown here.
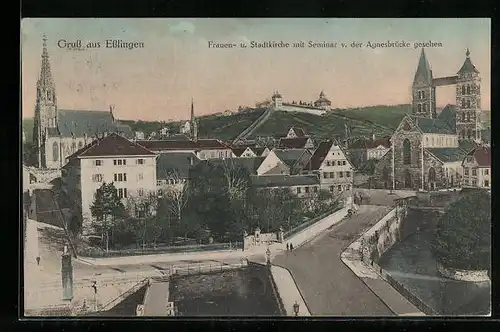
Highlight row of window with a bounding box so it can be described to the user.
[325,160,347,166]
[425,136,457,147]
[297,186,318,194]
[198,150,232,159]
[464,179,490,187]
[459,112,476,122]
[464,168,489,176]
[416,103,429,113]
[295,184,352,195]
[460,99,475,109]
[92,158,146,167]
[114,188,146,199]
[416,90,427,100]
[460,84,477,96]
[92,173,146,183]
[323,171,351,179]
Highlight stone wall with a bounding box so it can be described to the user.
[26,166,61,184]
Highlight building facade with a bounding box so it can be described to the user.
[61,134,157,229]
[462,146,491,188]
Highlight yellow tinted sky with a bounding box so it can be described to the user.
[21,18,490,121]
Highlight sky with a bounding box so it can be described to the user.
[21,18,491,121]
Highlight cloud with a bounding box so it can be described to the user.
[169,21,196,35]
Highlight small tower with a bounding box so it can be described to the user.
[412,48,436,118]
[271,91,283,108]
[33,35,58,168]
[190,98,198,141]
[455,48,482,142]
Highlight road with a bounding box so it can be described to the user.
[273,205,394,316]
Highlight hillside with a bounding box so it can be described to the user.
[249,104,411,140]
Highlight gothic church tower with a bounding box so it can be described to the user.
[412,48,437,118]
[190,98,198,141]
[455,48,482,141]
[33,36,58,168]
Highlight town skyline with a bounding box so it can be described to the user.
[21,18,491,121]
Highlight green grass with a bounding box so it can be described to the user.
[21,105,411,144]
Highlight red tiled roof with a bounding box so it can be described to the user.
[74,133,156,157]
[279,137,310,149]
[468,146,491,167]
[306,140,334,170]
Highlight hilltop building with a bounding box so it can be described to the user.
[372,49,489,191]
[32,37,133,169]
[260,90,334,116]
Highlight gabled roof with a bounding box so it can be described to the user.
[459,140,479,153]
[288,127,307,137]
[458,49,480,75]
[410,115,455,134]
[231,147,247,157]
[349,137,391,150]
[70,133,156,158]
[426,148,467,163]
[250,174,320,188]
[413,48,433,86]
[273,149,309,168]
[307,140,334,170]
[250,147,268,156]
[156,152,200,179]
[278,137,311,149]
[54,109,133,139]
[465,146,490,167]
[209,157,265,175]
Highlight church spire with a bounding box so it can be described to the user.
[190,97,195,123]
[413,48,433,86]
[190,98,198,141]
[38,35,55,89]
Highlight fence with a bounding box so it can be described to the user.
[98,278,150,313]
[79,241,244,258]
[283,206,342,240]
[170,261,247,277]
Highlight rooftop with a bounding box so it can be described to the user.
[69,133,156,158]
[156,152,200,179]
[278,137,311,149]
[273,149,309,167]
[466,146,490,167]
[426,148,467,163]
[410,116,455,135]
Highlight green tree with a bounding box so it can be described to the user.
[432,190,491,270]
[124,191,159,249]
[90,182,125,252]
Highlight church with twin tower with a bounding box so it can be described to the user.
[32,37,133,170]
[372,48,487,191]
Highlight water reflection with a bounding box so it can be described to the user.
[379,231,491,316]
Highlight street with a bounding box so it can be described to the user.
[273,205,395,316]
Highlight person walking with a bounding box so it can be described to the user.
[286,243,290,251]
[290,243,294,252]
[36,256,40,266]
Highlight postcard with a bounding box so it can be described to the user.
[21,18,491,317]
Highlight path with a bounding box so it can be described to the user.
[273,205,394,316]
[232,108,272,144]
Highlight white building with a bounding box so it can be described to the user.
[462,146,491,188]
[61,133,158,230]
[256,148,312,176]
[304,139,354,193]
[136,139,233,160]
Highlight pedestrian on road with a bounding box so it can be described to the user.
[36,256,40,266]
[290,243,294,252]
[286,243,290,251]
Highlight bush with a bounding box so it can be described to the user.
[432,190,491,270]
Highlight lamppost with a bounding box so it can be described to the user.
[293,301,300,316]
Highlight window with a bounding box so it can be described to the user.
[138,189,144,196]
[342,160,346,166]
[403,139,411,165]
[330,172,334,178]
[118,174,123,181]
[123,159,127,165]
[137,159,145,165]
[114,173,127,182]
[329,186,334,192]
[313,186,318,193]
[472,169,477,176]
[346,171,351,177]
[431,137,435,146]
[297,187,301,194]
[485,169,489,175]
[464,168,469,176]
[337,161,342,166]
[92,174,103,182]
[467,85,471,95]
[472,180,477,187]
[417,104,422,113]
[326,161,330,166]
[305,187,310,193]
[338,185,342,191]
[137,173,144,180]
[339,171,344,178]
[425,137,429,145]
[114,173,117,181]
[52,142,59,162]
[114,159,126,165]
[323,172,329,178]
[94,160,102,166]
[462,85,466,95]
[485,180,489,187]
[118,188,124,198]
[428,167,436,182]
[461,100,465,108]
